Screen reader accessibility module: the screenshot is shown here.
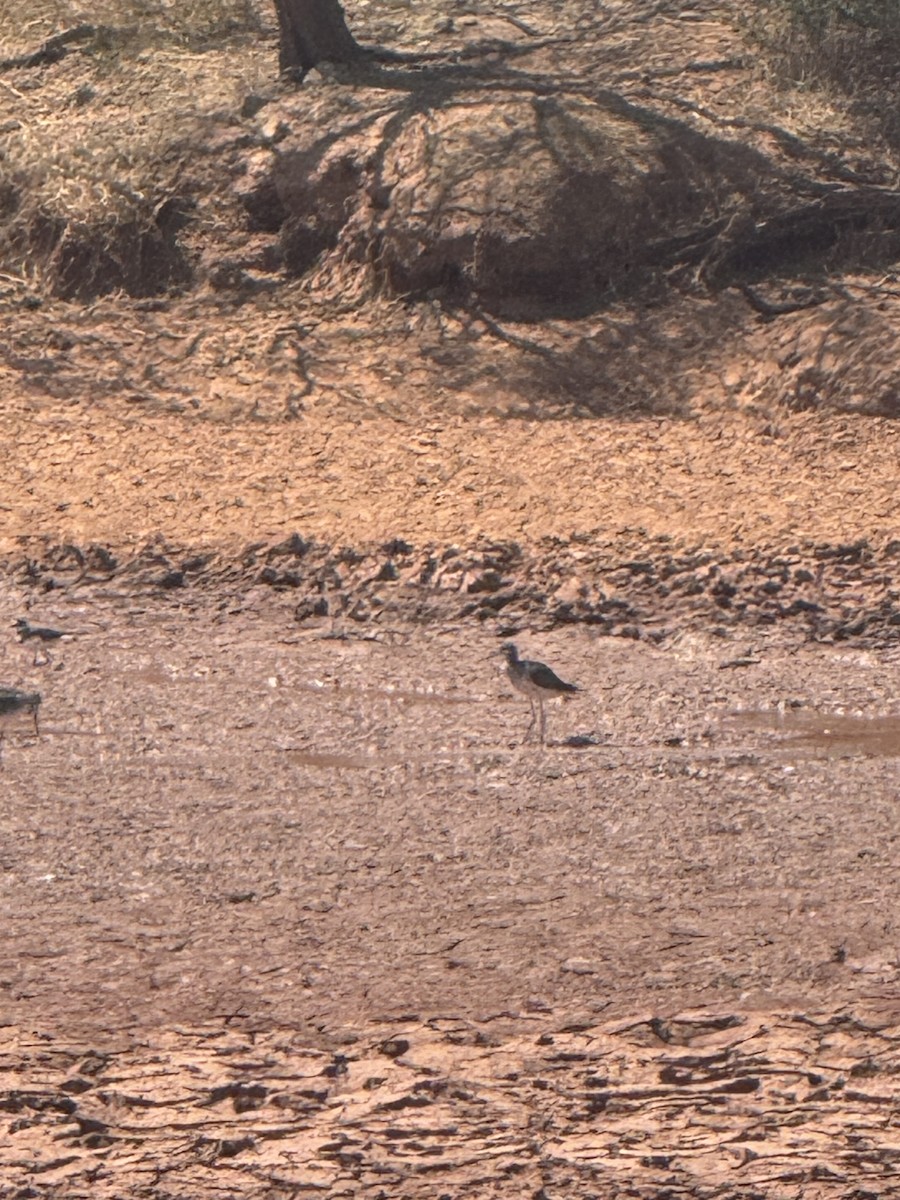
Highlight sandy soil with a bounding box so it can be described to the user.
[2,377,900,555]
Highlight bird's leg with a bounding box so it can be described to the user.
[525,696,537,740]
[32,708,40,737]
[539,697,546,745]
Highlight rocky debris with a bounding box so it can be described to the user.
[5,532,900,646]
[561,957,598,975]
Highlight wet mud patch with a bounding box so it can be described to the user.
[1,588,899,1194]
[0,590,898,1033]
[284,748,382,770]
[730,708,900,759]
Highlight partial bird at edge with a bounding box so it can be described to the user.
[0,686,42,737]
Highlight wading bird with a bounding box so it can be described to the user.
[502,643,578,745]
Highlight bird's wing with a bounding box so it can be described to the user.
[526,661,578,692]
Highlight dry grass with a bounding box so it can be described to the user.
[1,0,899,308]
[0,0,277,288]
[0,0,274,56]
[749,0,900,146]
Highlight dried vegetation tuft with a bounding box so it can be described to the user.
[749,0,900,145]
[0,0,274,293]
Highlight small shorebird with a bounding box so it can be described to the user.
[15,619,70,665]
[502,643,578,745]
[0,687,42,736]
[15,619,66,643]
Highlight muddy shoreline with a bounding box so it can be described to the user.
[1,586,899,1197]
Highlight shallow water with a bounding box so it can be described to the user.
[729,709,900,759]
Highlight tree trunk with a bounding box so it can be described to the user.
[273,0,364,77]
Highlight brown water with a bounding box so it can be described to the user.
[730,709,900,759]
[284,749,381,770]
